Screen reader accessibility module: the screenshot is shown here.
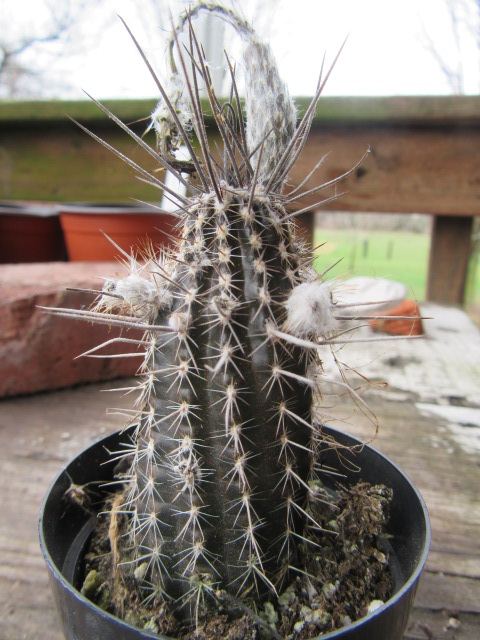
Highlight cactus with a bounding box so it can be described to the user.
[48,3,403,636]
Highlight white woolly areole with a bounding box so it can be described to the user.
[243,40,296,181]
[105,274,171,319]
[168,311,190,333]
[284,282,338,338]
[151,73,191,156]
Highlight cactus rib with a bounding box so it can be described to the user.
[47,2,406,633]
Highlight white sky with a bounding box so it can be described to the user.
[3,0,480,99]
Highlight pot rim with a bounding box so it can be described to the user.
[39,425,431,640]
[0,201,59,217]
[57,203,166,215]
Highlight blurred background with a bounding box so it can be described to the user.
[2,0,479,99]
[1,0,480,320]
[2,9,478,640]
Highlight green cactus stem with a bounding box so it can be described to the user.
[45,2,419,635]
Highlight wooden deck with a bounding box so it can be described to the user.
[2,96,480,304]
[1,304,479,639]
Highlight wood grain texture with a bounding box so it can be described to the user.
[1,97,479,303]
[427,216,474,304]
[289,125,480,217]
[1,308,479,639]
[0,380,134,640]
[1,96,479,216]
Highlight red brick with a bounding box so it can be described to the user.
[0,262,143,397]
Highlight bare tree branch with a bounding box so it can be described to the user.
[0,0,101,97]
[420,0,480,94]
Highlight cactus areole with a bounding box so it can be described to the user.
[42,3,429,638]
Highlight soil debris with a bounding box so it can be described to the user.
[81,480,394,639]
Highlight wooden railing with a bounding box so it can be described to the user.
[1,96,479,304]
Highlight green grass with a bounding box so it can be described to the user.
[313,229,431,301]
[312,227,480,328]
[466,250,480,315]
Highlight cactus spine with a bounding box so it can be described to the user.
[56,2,379,632]
[126,7,316,609]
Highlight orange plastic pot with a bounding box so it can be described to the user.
[0,202,67,264]
[59,204,178,261]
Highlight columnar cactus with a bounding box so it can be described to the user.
[52,2,393,633]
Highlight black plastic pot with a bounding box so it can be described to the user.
[39,426,430,640]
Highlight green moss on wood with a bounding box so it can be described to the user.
[2,96,480,128]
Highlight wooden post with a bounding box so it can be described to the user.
[295,211,314,249]
[427,215,474,305]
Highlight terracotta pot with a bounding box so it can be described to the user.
[0,201,67,263]
[59,204,178,261]
[369,300,424,336]
[40,426,430,640]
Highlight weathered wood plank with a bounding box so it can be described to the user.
[0,124,162,203]
[1,367,479,639]
[2,97,479,304]
[405,609,478,640]
[1,97,480,216]
[416,572,480,613]
[3,95,480,127]
[427,551,480,579]
[0,380,135,640]
[426,216,474,304]
[290,126,480,217]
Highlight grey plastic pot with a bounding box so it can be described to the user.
[39,426,430,640]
